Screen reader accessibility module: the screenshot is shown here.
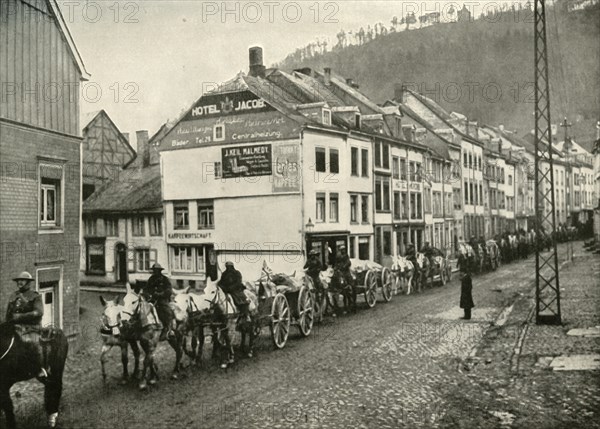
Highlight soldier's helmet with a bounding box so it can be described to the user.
[151,263,164,271]
[13,271,34,282]
[225,261,234,267]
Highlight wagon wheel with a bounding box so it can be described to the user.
[270,293,290,349]
[297,286,314,337]
[381,267,393,302]
[363,270,377,308]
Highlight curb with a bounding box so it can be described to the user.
[460,258,571,372]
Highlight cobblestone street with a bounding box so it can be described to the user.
[4,242,599,429]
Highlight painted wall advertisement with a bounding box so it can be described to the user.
[272,143,300,193]
[222,144,272,178]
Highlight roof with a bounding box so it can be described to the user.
[83,165,162,214]
[82,110,137,168]
[50,0,90,79]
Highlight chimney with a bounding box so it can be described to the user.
[394,83,406,103]
[248,46,266,78]
[136,130,150,168]
[324,67,331,86]
[294,67,312,76]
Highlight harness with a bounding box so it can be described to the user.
[0,336,15,362]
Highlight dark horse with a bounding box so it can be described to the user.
[0,323,68,429]
[328,269,357,315]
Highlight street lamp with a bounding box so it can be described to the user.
[305,218,314,232]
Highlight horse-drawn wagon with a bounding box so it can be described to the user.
[348,259,394,307]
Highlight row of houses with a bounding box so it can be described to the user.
[80,47,598,289]
[1,0,598,342]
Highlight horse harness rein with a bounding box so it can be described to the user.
[0,336,15,362]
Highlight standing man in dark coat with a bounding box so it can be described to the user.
[144,263,174,340]
[5,271,48,380]
[218,261,250,323]
[457,248,475,320]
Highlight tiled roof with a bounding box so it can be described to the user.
[83,165,162,214]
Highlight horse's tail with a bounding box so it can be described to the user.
[43,329,68,416]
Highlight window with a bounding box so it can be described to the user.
[375,177,390,212]
[410,193,422,219]
[136,248,151,272]
[84,218,97,236]
[463,152,468,167]
[361,195,369,223]
[400,158,407,180]
[508,175,513,186]
[214,162,222,179]
[464,181,469,205]
[350,195,358,223]
[40,179,59,227]
[361,149,369,177]
[349,237,356,258]
[424,188,432,214]
[198,200,214,229]
[132,216,145,236]
[213,124,225,141]
[375,179,382,211]
[469,182,474,205]
[383,230,392,256]
[375,143,381,168]
[468,153,473,169]
[105,217,118,237]
[351,148,359,176]
[330,149,339,174]
[479,184,483,206]
[316,193,326,222]
[315,148,326,173]
[383,179,390,211]
[382,144,390,169]
[174,203,189,230]
[400,192,408,219]
[392,157,400,179]
[358,236,370,260]
[86,240,105,275]
[393,192,401,220]
[329,193,339,222]
[453,188,462,210]
[195,246,205,272]
[149,215,162,236]
[433,191,443,217]
[322,109,332,126]
[172,247,193,272]
[355,113,361,129]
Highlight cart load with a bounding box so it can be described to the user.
[347,259,394,308]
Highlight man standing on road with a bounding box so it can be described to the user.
[5,271,48,381]
[144,263,175,341]
[457,247,475,320]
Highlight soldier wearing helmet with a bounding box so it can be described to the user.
[144,262,175,340]
[334,244,353,286]
[218,261,250,323]
[5,271,48,381]
[304,249,324,289]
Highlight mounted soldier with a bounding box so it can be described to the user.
[420,241,434,264]
[4,271,48,381]
[304,249,324,289]
[143,263,175,341]
[334,245,353,286]
[218,261,251,324]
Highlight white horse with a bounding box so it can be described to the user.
[391,256,414,295]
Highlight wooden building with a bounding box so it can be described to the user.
[0,0,89,340]
[81,110,136,200]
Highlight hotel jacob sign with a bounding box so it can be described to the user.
[184,90,275,121]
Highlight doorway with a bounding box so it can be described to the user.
[115,243,127,283]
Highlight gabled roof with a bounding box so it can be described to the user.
[83,165,162,214]
[82,110,137,167]
[50,0,90,79]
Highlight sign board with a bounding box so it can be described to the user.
[183,90,275,121]
[272,143,300,192]
[222,144,272,178]
[168,232,213,240]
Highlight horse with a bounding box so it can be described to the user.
[321,267,357,315]
[391,256,414,295]
[0,323,68,429]
[485,240,500,270]
[100,284,187,389]
[413,253,431,293]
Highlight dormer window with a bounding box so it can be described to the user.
[213,124,225,142]
[355,113,361,129]
[322,109,332,126]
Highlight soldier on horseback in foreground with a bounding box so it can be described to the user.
[144,263,175,341]
[218,261,251,324]
[5,271,48,381]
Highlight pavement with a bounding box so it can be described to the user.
[3,241,599,429]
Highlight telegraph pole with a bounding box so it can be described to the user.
[534,0,561,325]
[561,117,573,262]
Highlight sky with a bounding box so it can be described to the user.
[60,0,529,148]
